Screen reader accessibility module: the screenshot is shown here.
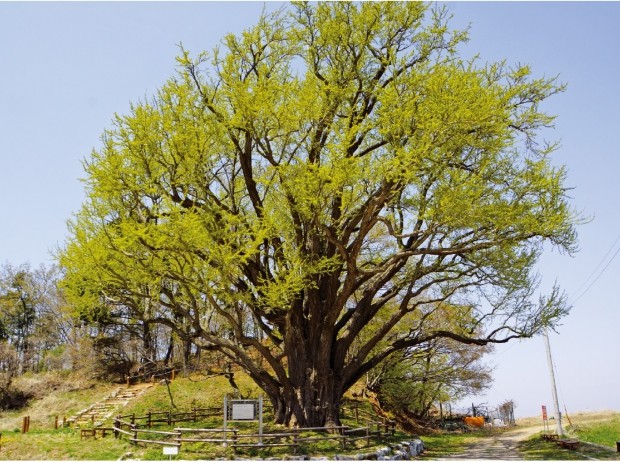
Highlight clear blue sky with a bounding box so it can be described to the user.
[1,2,619,419]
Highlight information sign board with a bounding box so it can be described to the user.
[163,446,178,455]
[232,403,256,420]
[223,396,264,445]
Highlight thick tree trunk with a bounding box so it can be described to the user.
[272,299,344,427]
[267,377,343,427]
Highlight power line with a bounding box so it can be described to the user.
[570,234,620,304]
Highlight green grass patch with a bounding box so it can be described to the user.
[0,428,132,460]
[572,415,620,449]
[122,373,260,417]
[417,430,483,458]
[517,434,620,460]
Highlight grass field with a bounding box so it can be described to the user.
[516,411,620,460]
[2,372,619,460]
[417,430,485,458]
[570,411,620,448]
[0,374,118,433]
[0,372,408,460]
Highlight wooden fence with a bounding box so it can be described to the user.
[111,415,393,454]
[116,407,221,428]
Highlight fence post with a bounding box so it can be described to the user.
[114,417,120,439]
[171,369,175,381]
[22,416,27,434]
[63,416,67,428]
[126,376,130,388]
[231,430,238,454]
[147,411,151,428]
[131,413,135,425]
[167,410,172,426]
[54,415,59,430]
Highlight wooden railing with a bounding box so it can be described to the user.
[115,407,221,428]
[108,403,396,454]
[113,419,390,453]
[340,403,396,437]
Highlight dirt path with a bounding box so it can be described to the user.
[437,426,544,460]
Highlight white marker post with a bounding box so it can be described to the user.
[163,445,178,461]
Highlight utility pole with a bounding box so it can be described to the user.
[543,328,564,436]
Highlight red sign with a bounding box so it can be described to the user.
[542,405,548,420]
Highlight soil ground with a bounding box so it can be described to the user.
[432,425,544,460]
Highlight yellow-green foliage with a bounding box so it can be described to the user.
[58,1,579,427]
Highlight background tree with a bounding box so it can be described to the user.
[0,263,80,408]
[60,2,578,427]
[0,263,78,374]
[366,338,492,420]
[0,265,37,374]
[361,301,492,423]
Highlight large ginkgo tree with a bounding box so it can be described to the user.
[60,2,578,427]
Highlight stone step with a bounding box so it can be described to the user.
[66,384,155,428]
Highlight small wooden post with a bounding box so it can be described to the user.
[54,415,59,430]
[22,417,27,434]
[91,414,95,425]
[231,430,238,454]
[114,416,120,439]
[147,411,152,428]
[131,413,135,425]
[126,376,130,388]
[62,416,67,428]
[171,369,175,381]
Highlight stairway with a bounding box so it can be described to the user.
[68,383,154,427]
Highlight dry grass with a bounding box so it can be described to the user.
[0,374,117,432]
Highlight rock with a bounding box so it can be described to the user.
[393,449,408,460]
[403,439,424,457]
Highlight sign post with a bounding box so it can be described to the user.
[163,445,178,461]
[224,396,264,445]
[542,405,548,433]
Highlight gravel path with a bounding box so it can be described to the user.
[436,426,544,460]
